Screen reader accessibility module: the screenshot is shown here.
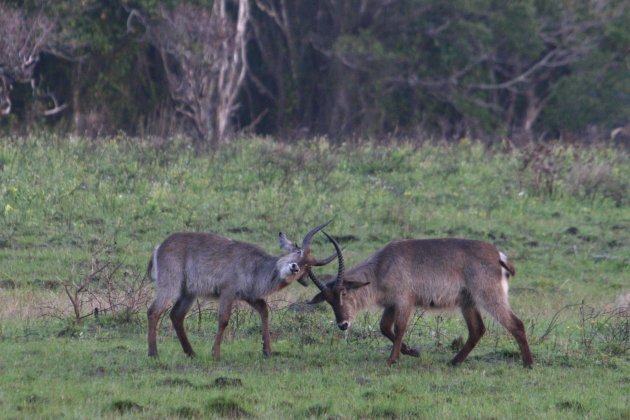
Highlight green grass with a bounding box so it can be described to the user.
[1,333,628,419]
[0,134,628,418]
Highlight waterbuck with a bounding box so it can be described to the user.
[147,222,335,359]
[309,233,533,368]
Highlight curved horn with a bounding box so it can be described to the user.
[322,231,345,285]
[301,219,333,250]
[308,269,327,291]
[311,251,337,267]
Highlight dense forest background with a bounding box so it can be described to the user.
[1,0,629,146]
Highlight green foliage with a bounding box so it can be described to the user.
[491,0,543,57]
[540,57,630,133]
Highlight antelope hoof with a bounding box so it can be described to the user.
[263,350,272,358]
[402,347,420,357]
[387,357,398,366]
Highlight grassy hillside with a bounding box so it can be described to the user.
[0,135,628,418]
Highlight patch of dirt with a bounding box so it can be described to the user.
[110,399,143,414]
[556,400,585,413]
[213,376,243,388]
[206,397,250,418]
[172,406,201,418]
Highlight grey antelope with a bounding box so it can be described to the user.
[309,234,533,368]
[147,222,335,359]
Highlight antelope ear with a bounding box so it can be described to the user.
[307,292,326,305]
[278,232,297,252]
[346,281,370,290]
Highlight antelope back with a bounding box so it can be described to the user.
[374,239,505,308]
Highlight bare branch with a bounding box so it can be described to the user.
[0,3,73,118]
[134,1,249,146]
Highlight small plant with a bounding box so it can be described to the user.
[45,240,150,326]
[578,300,629,356]
[566,159,628,206]
[518,143,565,197]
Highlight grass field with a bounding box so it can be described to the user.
[0,134,628,418]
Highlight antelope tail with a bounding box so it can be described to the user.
[146,257,154,281]
[147,244,160,282]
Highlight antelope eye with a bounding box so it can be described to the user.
[340,290,347,297]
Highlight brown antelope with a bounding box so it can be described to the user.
[147,222,336,359]
[309,233,533,368]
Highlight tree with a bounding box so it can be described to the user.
[0,3,66,117]
[458,0,626,139]
[2,0,628,143]
[131,0,250,147]
[322,0,629,140]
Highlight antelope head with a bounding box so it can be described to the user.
[277,221,338,284]
[307,232,369,329]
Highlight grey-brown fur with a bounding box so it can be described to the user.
[309,237,533,368]
[147,223,334,359]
